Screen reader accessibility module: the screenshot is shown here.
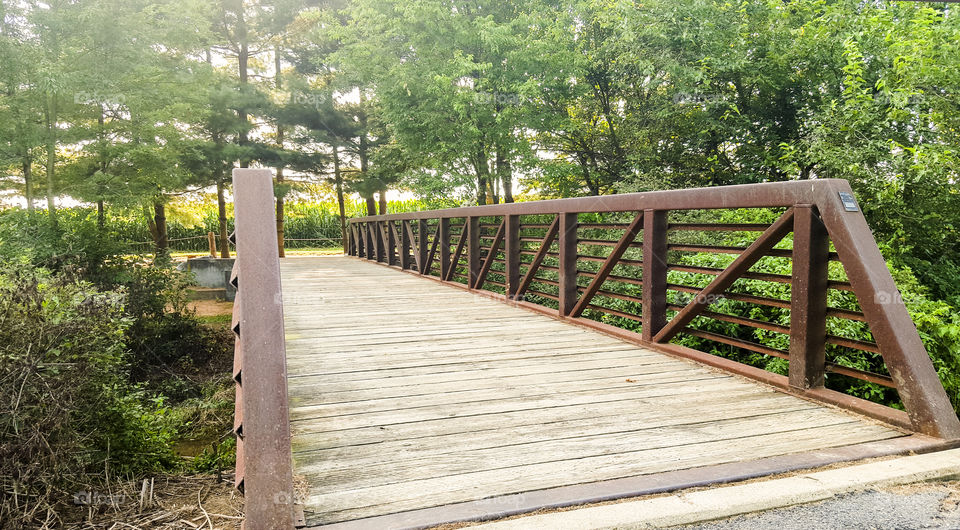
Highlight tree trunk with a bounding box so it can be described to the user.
[477,175,487,205]
[153,201,168,258]
[496,145,514,203]
[22,157,34,214]
[97,108,106,231]
[44,93,57,229]
[145,205,159,243]
[275,45,285,258]
[276,170,285,257]
[217,178,231,258]
[474,147,489,205]
[364,196,376,217]
[333,144,347,249]
[378,190,387,216]
[236,6,250,168]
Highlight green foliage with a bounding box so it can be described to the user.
[890,267,960,414]
[0,195,443,253]
[0,204,236,502]
[0,267,178,490]
[555,207,960,416]
[189,437,237,474]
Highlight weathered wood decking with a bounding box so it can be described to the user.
[281,256,908,528]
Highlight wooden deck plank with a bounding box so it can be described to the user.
[308,423,900,524]
[294,397,820,466]
[290,371,730,417]
[288,388,796,451]
[301,411,885,492]
[279,257,906,527]
[289,377,742,428]
[288,362,698,401]
[288,354,688,390]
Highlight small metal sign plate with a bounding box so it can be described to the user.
[838,192,859,212]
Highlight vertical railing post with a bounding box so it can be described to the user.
[505,214,521,299]
[230,168,296,528]
[345,223,353,256]
[352,223,361,257]
[642,209,668,341]
[468,217,481,288]
[364,223,374,260]
[439,218,451,280]
[386,220,397,266]
[790,205,829,389]
[417,219,428,274]
[400,220,411,269]
[558,212,578,316]
[372,222,383,262]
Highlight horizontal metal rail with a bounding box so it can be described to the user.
[347,179,960,440]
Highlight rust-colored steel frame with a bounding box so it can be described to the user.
[230,169,297,528]
[346,179,960,440]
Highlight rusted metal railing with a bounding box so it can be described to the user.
[347,179,960,440]
[230,168,297,528]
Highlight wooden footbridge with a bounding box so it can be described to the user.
[227,169,960,529]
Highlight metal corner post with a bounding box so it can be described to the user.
[231,168,297,528]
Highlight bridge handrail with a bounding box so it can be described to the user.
[346,179,960,440]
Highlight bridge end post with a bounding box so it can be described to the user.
[231,168,298,528]
[818,181,960,440]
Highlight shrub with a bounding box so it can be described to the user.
[0,267,178,525]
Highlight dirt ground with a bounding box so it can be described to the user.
[188,299,234,318]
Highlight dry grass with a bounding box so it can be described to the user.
[51,474,243,530]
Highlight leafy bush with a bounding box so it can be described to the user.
[0,267,178,524]
[0,210,233,393]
